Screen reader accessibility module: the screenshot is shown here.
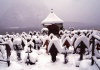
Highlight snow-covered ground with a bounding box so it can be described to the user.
[0,48,79,70]
[0,48,99,70]
[0,29,100,70]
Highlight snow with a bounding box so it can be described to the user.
[62,36,72,46]
[0,45,99,70]
[0,37,4,43]
[0,48,81,70]
[25,40,34,52]
[6,39,14,50]
[95,39,100,45]
[48,37,64,53]
[79,60,91,70]
[0,45,7,60]
[59,30,64,35]
[69,46,74,53]
[94,35,100,41]
[22,51,38,64]
[61,34,69,42]
[0,30,100,70]
[92,56,100,68]
[41,12,64,24]
[40,35,49,47]
[13,37,22,45]
[37,54,79,70]
[10,51,17,61]
[41,28,48,32]
[71,34,79,45]
[94,48,100,58]
[74,35,89,49]
[29,52,38,63]
[8,61,23,70]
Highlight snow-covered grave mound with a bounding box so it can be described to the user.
[5,39,14,50]
[74,35,89,49]
[21,51,38,64]
[62,36,74,53]
[41,28,48,33]
[24,41,34,52]
[0,45,7,60]
[79,60,91,70]
[71,34,79,45]
[48,37,64,53]
[68,46,74,53]
[62,36,72,46]
[13,37,23,50]
[13,37,22,45]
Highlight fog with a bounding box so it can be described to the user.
[0,0,100,30]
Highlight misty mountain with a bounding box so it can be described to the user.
[64,21,100,30]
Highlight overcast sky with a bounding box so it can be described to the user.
[0,0,100,29]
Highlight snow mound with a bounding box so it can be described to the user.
[37,49,46,55]
[41,28,48,33]
[6,39,13,50]
[62,37,72,46]
[0,45,7,60]
[71,34,78,45]
[27,40,34,47]
[75,61,80,67]
[75,35,89,48]
[10,51,17,61]
[69,46,74,53]
[29,52,38,63]
[22,51,38,64]
[8,61,23,70]
[79,60,91,70]
[61,34,69,42]
[48,37,64,53]
[13,37,22,45]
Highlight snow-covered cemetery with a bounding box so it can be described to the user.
[0,9,100,70]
